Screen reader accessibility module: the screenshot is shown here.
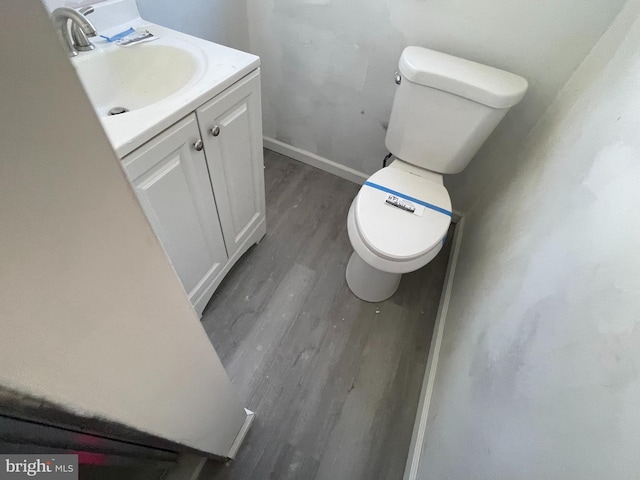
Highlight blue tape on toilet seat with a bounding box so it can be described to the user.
[364,181,452,217]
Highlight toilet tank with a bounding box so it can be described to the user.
[385,47,528,174]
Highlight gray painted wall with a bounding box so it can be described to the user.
[418,0,640,478]
[246,0,627,213]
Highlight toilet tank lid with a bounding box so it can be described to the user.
[399,46,529,109]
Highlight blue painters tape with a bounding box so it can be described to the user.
[100,27,135,42]
[364,181,452,217]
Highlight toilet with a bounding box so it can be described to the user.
[346,46,528,302]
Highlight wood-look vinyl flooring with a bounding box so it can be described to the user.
[199,149,454,480]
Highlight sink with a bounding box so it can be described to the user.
[73,43,201,117]
[64,0,260,158]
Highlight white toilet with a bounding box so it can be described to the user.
[346,46,528,302]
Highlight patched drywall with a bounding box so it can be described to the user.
[246,0,626,213]
[418,0,640,478]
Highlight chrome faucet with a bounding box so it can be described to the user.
[51,6,97,57]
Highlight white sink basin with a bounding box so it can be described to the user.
[66,0,259,158]
[73,43,201,117]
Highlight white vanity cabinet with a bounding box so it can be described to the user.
[122,70,266,315]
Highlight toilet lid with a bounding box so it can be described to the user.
[354,168,452,261]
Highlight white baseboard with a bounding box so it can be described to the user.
[263,136,368,185]
[403,216,466,480]
[226,408,255,460]
[161,410,255,479]
[263,137,467,220]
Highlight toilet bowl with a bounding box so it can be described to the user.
[345,161,451,302]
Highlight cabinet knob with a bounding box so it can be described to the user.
[210,125,221,137]
[193,139,204,151]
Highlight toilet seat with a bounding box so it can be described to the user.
[353,167,452,262]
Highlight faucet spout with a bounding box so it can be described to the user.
[52,7,97,57]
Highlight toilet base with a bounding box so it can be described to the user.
[346,251,401,302]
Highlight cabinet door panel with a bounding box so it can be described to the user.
[123,114,227,311]
[136,155,213,292]
[197,71,266,257]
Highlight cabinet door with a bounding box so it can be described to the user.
[197,70,266,258]
[122,114,227,314]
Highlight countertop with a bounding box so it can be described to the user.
[72,0,260,158]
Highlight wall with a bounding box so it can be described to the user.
[246,0,627,213]
[40,0,249,52]
[41,0,107,11]
[0,0,246,457]
[136,0,249,52]
[417,0,640,478]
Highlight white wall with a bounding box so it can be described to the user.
[41,0,107,11]
[417,0,640,478]
[246,0,627,213]
[0,0,246,457]
[40,0,249,52]
[136,0,249,52]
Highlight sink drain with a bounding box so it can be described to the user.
[108,106,129,116]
